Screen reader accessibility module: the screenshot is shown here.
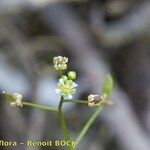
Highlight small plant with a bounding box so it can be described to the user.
[2,55,114,150]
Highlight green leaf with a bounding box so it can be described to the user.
[102,74,114,99]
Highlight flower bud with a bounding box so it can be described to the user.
[53,56,68,70]
[3,92,23,107]
[68,71,76,80]
[61,75,68,82]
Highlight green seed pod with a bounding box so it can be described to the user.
[68,71,77,80]
[61,75,68,82]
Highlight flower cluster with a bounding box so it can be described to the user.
[53,56,68,70]
[53,56,78,99]
[3,91,23,107]
[55,77,78,99]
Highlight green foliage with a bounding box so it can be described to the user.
[102,74,114,99]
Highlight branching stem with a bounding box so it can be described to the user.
[22,101,58,113]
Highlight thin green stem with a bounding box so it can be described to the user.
[75,104,105,148]
[22,101,58,113]
[58,97,70,140]
[58,97,75,150]
[63,99,88,104]
[58,70,63,77]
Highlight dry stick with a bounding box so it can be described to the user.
[91,1,150,48]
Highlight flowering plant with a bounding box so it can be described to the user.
[2,55,114,150]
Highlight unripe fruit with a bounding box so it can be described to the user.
[68,71,76,80]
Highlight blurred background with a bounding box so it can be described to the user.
[0,0,150,150]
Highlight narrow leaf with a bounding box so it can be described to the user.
[102,74,114,99]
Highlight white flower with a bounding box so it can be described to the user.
[4,92,23,107]
[87,94,102,107]
[53,56,68,70]
[55,78,78,99]
[11,93,23,107]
